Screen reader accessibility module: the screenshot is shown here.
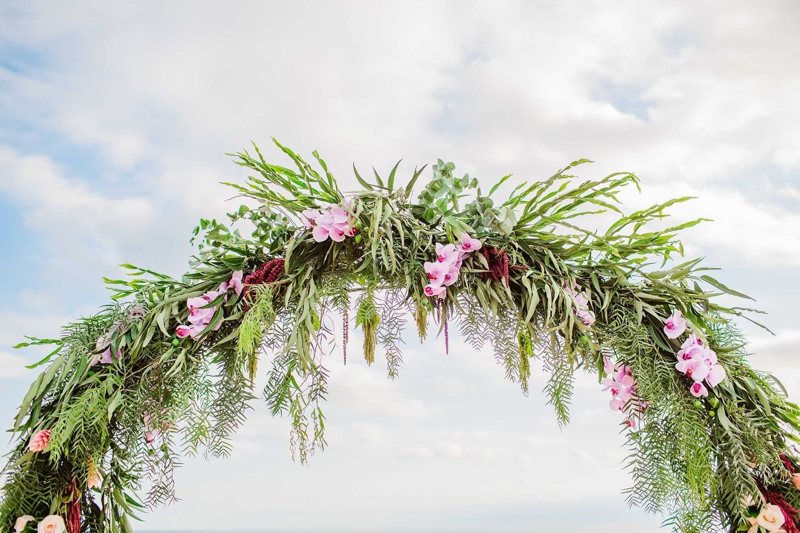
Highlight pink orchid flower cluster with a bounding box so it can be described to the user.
[423,233,482,299]
[602,356,647,428]
[564,282,596,327]
[176,271,243,340]
[663,310,727,398]
[302,204,357,243]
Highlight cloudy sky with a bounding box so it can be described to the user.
[1,1,799,531]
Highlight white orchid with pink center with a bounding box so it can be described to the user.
[602,356,645,427]
[175,271,243,340]
[421,234,482,300]
[303,204,356,242]
[603,356,636,411]
[671,331,727,395]
[664,310,687,339]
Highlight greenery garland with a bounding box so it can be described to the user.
[2,140,800,533]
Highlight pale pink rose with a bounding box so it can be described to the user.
[435,243,460,265]
[664,310,688,339]
[690,381,708,398]
[423,284,446,299]
[37,515,66,533]
[14,515,34,533]
[755,504,786,532]
[705,364,727,387]
[29,429,51,453]
[457,233,482,254]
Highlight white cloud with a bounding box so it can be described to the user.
[0,351,27,379]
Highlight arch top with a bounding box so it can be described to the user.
[2,140,799,533]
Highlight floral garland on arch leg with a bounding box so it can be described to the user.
[1,141,800,533]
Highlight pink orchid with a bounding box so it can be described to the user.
[301,208,322,228]
[443,266,460,286]
[603,356,615,375]
[706,364,727,387]
[603,359,638,413]
[457,233,482,254]
[312,224,331,242]
[424,261,451,286]
[308,205,355,242]
[328,225,348,242]
[576,309,596,327]
[573,292,589,310]
[424,284,446,299]
[664,310,688,339]
[330,206,349,224]
[175,325,206,339]
[228,271,244,297]
[609,397,626,411]
[690,381,709,398]
[435,243,460,265]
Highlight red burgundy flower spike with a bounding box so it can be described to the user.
[243,258,286,306]
[479,246,527,286]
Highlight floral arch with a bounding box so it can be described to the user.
[2,141,799,533]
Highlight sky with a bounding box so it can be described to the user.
[1,1,800,531]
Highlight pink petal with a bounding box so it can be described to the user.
[312,225,330,242]
[705,364,727,387]
[690,382,708,398]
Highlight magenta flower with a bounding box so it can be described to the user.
[424,284,446,299]
[664,310,688,339]
[673,333,727,389]
[424,261,451,286]
[457,233,482,254]
[690,381,709,398]
[435,243,460,265]
[442,265,460,286]
[307,204,355,242]
[603,359,637,413]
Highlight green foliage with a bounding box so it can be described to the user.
[2,139,798,533]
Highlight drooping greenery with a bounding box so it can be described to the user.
[1,140,799,533]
